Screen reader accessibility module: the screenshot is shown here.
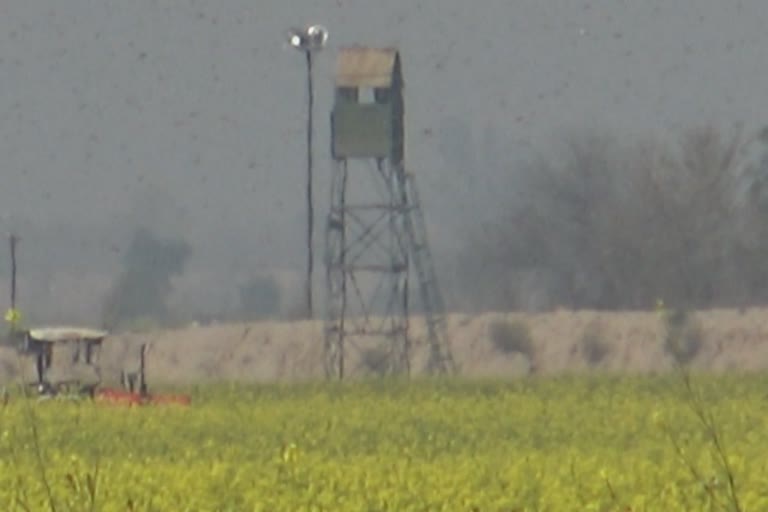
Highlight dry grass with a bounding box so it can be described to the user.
[3,307,768,386]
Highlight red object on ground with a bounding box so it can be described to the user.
[95,388,142,406]
[95,388,191,407]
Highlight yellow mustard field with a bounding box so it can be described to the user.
[0,375,767,511]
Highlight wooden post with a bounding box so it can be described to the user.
[9,234,17,314]
[9,235,17,310]
[139,343,148,396]
[7,234,19,337]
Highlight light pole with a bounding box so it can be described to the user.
[285,24,328,320]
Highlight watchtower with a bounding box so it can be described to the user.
[324,46,455,379]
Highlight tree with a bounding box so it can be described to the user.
[455,123,768,312]
[102,227,191,330]
[238,275,281,320]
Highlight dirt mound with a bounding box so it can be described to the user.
[3,307,768,386]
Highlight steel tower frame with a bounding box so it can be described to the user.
[322,47,455,379]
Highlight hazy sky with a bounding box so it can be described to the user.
[1,0,767,280]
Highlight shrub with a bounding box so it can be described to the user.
[489,319,534,357]
[102,227,191,331]
[360,345,392,376]
[579,321,611,365]
[239,275,281,320]
[662,308,704,365]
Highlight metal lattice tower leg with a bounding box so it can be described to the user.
[323,158,411,379]
[324,159,348,379]
[402,171,456,374]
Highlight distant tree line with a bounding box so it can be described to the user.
[101,227,192,330]
[101,226,285,331]
[454,123,768,312]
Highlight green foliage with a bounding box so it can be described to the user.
[489,319,534,356]
[238,275,281,320]
[101,227,191,331]
[360,345,391,376]
[662,307,704,366]
[579,320,611,365]
[0,376,766,509]
[458,123,768,312]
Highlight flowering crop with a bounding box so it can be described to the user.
[1,374,767,511]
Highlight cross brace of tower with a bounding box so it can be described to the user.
[322,46,455,379]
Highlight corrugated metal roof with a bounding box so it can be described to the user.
[335,47,399,88]
[28,326,108,342]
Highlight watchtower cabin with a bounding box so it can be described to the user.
[331,47,404,165]
[20,327,107,393]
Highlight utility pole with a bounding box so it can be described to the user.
[6,234,20,336]
[285,24,329,319]
[305,48,315,319]
[9,234,17,315]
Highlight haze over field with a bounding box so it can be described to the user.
[0,1,767,324]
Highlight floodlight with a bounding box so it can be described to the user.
[285,24,329,52]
